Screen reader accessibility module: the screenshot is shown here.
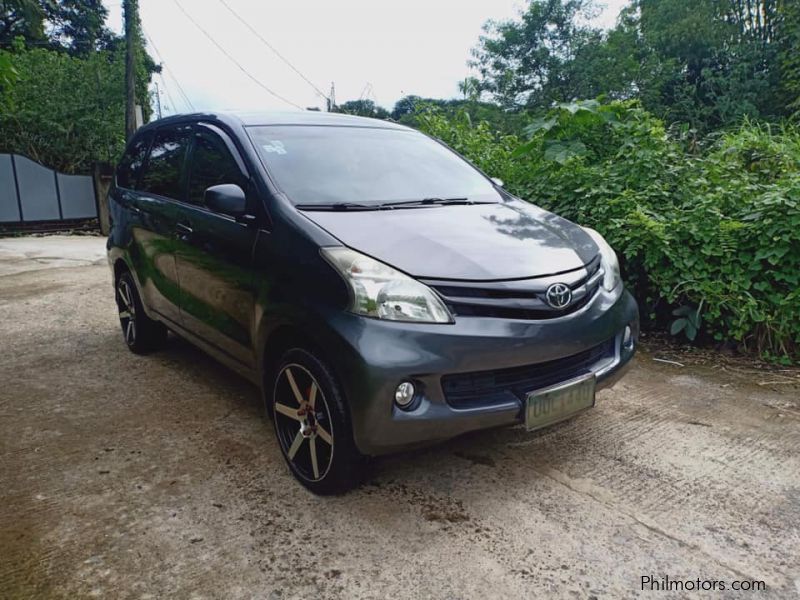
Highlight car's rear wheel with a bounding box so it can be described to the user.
[115,271,167,354]
[271,348,363,494]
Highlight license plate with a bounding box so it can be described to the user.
[525,374,596,431]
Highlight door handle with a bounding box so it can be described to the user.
[176,222,194,239]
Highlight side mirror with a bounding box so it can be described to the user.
[204,184,247,217]
[491,177,504,188]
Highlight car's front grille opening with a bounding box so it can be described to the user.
[445,287,598,320]
[429,255,602,321]
[441,337,615,410]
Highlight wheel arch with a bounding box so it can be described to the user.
[113,257,131,282]
[260,322,353,419]
[111,254,159,322]
[261,324,322,392]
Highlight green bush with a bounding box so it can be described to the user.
[0,36,155,175]
[415,100,800,361]
[0,45,126,173]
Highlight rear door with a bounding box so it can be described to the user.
[128,123,192,324]
[172,123,260,368]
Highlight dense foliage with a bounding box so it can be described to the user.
[0,0,156,173]
[416,101,800,361]
[335,99,391,120]
[390,94,530,134]
[470,0,799,131]
[0,43,127,172]
[1,0,118,55]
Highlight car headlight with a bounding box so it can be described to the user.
[322,247,453,323]
[583,228,621,291]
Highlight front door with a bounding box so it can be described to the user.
[129,124,193,325]
[173,124,260,369]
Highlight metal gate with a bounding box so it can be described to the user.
[0,154,98,226]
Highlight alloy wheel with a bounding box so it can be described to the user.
[273,364,334,481]
[117,279,137,347]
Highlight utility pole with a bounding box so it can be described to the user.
[327,81,336,112]
[154,81,162,119]
[124,0,138,141]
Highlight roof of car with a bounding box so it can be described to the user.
[139,110,410,132]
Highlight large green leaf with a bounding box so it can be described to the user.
[543,140,587,164]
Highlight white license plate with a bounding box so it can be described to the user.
[525,374,596,431]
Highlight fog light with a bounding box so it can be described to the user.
[623,325,633,348]
[394,381,416,408]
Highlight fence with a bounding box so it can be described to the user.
[0,153,99,227]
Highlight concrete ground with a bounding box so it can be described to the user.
[1,235,798,599]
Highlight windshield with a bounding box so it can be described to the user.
[248,125,500,206]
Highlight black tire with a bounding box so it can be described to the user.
[271,348,364,494]
[115,271,167,354]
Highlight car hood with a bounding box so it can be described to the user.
[303,200,598,281]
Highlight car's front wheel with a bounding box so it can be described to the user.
[115,271,167,354]
[271,348,364,494]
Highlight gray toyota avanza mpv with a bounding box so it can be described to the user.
[107,111,638,493]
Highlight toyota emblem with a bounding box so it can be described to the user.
[545,283,572,309]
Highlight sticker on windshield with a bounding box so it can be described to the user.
[261,140,287,155]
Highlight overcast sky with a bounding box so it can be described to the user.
[104,0,628,116]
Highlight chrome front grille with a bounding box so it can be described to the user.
[425,255,602,320]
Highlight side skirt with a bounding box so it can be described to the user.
[153,311,261,388]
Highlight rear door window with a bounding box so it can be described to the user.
[139,125,192,200]
[186,128,247,207]
[116,131,153,189]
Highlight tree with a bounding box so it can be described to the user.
[391,94,529,134]
[778,0,800,113]
[471,0,792,130]
[0,47,17,110]
[0,0,45,46]
[0,0,159,170]
[44,0,115,55]
[470,0,599,108]
[632,0,780,129]
[336,99,390,119]
[391,95,424,120]
[458,76,481,101]
[2,1,117,54]
[0,45,127,172]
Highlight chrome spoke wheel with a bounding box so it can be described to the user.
[116,279,137,347]
[273,364,334,482]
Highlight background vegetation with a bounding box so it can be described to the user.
[416,101,799,361]
[389,0,800,134]
[0,0,156,173]
[378,0,800,362]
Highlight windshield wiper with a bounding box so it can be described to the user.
[295,202,378,211]
[296,197,499,211]
[379,197,496,208]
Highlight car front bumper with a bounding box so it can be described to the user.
[316,286,639,456]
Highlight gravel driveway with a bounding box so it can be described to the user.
[1,235,798,599]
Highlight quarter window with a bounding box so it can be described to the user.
[187,130,247,207]
[139,125,192,200]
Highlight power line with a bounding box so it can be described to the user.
[215,0,329,103]
[355,82,378,107]
[157,71,180,115]
[366,83,378,104]
[170,0,303,110]
[162,69,191,113]
[357,82,369,102]
[143,28,193,110]
[142,27,195,111]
